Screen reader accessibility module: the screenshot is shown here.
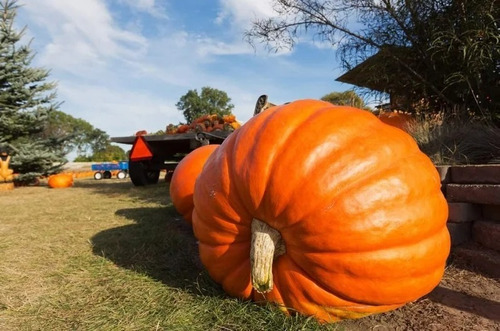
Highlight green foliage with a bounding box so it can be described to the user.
[0,0,66,183]
[8,139,66,181]
[151,129,165,135]
[246,0,499,121]
[320,90,368,109]
[74,145,126,162]
[72,155,90,162]
[176,86,234,123]
[91,145,127,162]
[40,110,110,157]
[426,0,499,119]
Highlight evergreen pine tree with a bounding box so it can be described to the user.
[0,0,66,184]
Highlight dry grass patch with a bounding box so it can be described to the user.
[0,179,335,331]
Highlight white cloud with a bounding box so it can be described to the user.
[195,38,254,57]
[116,0,168,19]
[20,0,147,75]
[57,81,183,136]
[14,0,344,141]
[216,0,276,27]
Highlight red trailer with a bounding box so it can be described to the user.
[110,131,227,186]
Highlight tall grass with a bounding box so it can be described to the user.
[408,113,500,165]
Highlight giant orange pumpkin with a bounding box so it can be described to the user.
[48,173,74,188]
[192,99,449,322]
[169,144,219,224]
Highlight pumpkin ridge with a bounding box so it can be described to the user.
[282,186,447,255]
[193,205,251,245]
[276,147,423,236]
[230,105,285,213]
[285,227,449,272]
[270,256,409,321]
[278,139,438,247]
[271,252,381,311]
[198,241,252,294]
[330,153,445,248]
[230,100,335,217]
[283,215,447,254]
[222,132,256,219]
[264,112,382,225]
[281,228,449,304]
[257,109,422,230]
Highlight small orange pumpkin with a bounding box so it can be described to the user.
[378,111,415,132]
[48,173,74,188]
[169,144,219,224]
[192,99,449,323]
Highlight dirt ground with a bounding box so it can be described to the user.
[336,257,499,331]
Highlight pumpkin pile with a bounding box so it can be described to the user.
[166,114,241,135]
[170,99,450,323]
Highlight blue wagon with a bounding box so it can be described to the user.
[91,161,128,180]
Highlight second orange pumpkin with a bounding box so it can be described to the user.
[169,144,219,224]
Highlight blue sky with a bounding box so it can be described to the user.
[16,0,368,138]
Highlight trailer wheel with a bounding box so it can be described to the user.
[103,171,112,179]
[116,171,127,179]
[128,161,160,186]
[94,172,103,180]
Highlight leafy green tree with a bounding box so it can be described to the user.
[40,109,111,160]
[176,86,234,123]
[321,90,368,109]
[40,110,106,155]
[0,0,66,183]
[74,144,126,162]
[246,0,499,120]
[92,145,127,162]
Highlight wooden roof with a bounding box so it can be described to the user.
[336,47,413,93]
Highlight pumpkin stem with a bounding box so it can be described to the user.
[250,218,286,293]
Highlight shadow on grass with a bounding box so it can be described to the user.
[90,205,224,296]
[73,178,170,206]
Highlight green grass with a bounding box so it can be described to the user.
[1,177,498,330]
[0,179,341,331]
